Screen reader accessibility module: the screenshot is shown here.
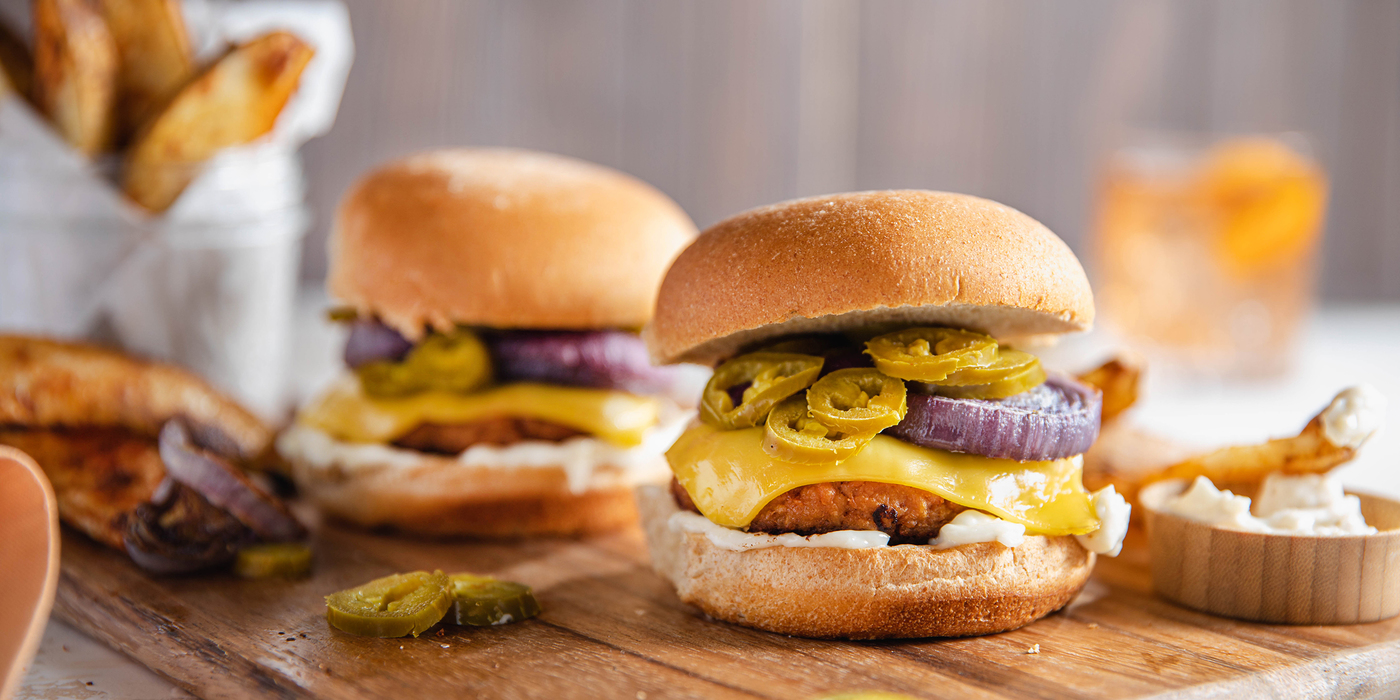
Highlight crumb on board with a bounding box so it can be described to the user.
[1088,622,1099,629]
[1026,644,1041,655]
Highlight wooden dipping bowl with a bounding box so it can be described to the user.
[1139,479,1400,625]
[0,447,59,700]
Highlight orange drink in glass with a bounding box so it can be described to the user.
[1094,135,1328,377]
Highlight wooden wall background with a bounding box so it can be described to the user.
[299,0,1400,301]
[4,0,1396,300]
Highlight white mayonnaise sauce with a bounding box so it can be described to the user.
[1320,385,1387,449]
[1076,485,1131,557]
[668,510,891,551]
[930,510,1026,549]
[277,406,692,494]
[1163,474,1376,536]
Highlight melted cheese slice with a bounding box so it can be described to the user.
[299,379,661,447]
[668,424,1099,536]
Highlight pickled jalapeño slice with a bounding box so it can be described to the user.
[932,348,1042,387]
[234,543,313,579]
[700,352,824,430]
[325,570,452,638]
[763,395,874,464]
[358,327,493,398]
[863,328,997,382]
[448,573,542,626]
[935,360,1047,400]
[806,368,907,434]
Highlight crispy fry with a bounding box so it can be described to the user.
[0,335,271,460]
[1139,387,1380,498]
[1077,356,1141,423]
[97,0,193,141]
[32,0,118,155]
[0,16,33,99]
[1149,414,1359,489]
[121,30,314,211]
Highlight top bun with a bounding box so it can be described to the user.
[645,191,1093,365]
[329,149,697,338]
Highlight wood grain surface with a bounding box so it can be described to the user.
[1142,482,1400,626]
[51,519,1400,700]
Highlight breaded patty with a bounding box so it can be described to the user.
[672,478,967,544]
[393,417,586,455]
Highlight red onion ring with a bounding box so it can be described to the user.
[159,420,306,541]
[344,319,414,369]
[487,330,685,395]
[885,375,1101,462]
[123,479,252,575]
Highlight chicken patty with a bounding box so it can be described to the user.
[672,478,967,544]
[393,417,586,455]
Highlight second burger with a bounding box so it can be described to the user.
[279,149,700,536]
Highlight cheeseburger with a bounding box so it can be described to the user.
[278,149,700,536]
[638,191,1130,639]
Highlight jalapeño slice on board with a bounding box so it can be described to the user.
[234,543,313,579]
[325,570,452,638]
[448,573,542,626]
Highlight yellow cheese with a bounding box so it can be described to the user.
[667,424,1099,536]
[299,379,661,447]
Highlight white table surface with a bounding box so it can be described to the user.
[15,301,1400,699]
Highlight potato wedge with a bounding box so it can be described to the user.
[33,0,118,155]
[1077,356,1141,424]
[1146,388,1380,492]
[0,16,33,99]
[97,0,193,142]
[121,30,314,212]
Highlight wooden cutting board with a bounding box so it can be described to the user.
[51,520,1400,700]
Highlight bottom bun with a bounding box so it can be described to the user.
[285,435,646,537]
[637,484,1094,639]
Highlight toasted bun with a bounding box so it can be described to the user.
[645,191,1093,365]
[282,429,653,537]
[329,149,697,339]
[637,484,1093,639]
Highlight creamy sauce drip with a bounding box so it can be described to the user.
[278,406,691,494]
[1163,474,1376,536]
[1076,486,1131,556]
[1321,385,1387,449]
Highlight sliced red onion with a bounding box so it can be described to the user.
[159,420,306,541]
[885,375,1101,462]
[344,319,413,369]
[123,479,252,575]
[817,346,873,375]
[487,330,684,396]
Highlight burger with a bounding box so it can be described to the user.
[638,190,1130,639]
[277,149,701,536]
